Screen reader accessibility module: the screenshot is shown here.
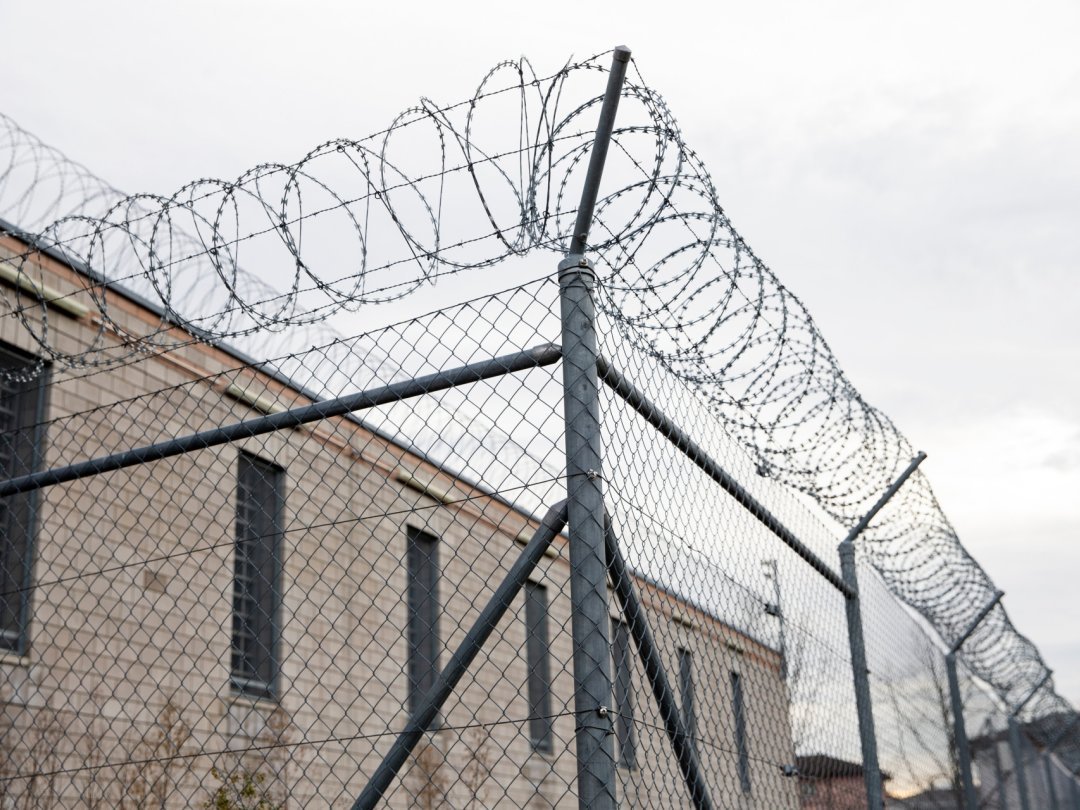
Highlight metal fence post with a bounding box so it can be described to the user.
[1009,670,1053,810]
[559,44,630,810]
[837,453,926,810]
[1010,717,1032,810]
[1046,755,1061,810]
[992,730,1008,810]
[1039,715,1080,810]
[838,541,884,810]
[946,590,1004,810]
[945,654,975,809]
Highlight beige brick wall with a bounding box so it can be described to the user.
[0,235,799,809]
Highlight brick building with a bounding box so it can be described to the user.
[795,754,883,810]
[0,226,799,808]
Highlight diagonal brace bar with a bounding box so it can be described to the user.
[603,513,716,810]
[0,343,562,498]
[350,500,568,810]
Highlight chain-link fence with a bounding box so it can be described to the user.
[1,46,1077,809]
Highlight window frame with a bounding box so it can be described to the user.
[0,344,48,657]
[731,669,752,794]
[678,647,696,759]
[406,524,440,717]
[612,618,636,769]
[230,451,285,700]
[524,579,553,753]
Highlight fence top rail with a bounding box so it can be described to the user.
[596,352,852,598]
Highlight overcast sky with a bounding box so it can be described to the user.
[3,1,1078,704]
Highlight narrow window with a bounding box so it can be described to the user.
[612,619,636,768]
[407,526,439,714]
[525,580,552,752]
[731,669,752,793]
[0,346,47,655]
[678,648,696,758]
[231,452,284,699]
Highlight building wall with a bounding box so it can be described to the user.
[798,775,867,810]
[0,237,799,808]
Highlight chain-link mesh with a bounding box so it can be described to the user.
[1,47,1077,810]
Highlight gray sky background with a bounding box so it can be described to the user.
[3,1,1078,703]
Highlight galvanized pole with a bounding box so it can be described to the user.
[992,731,1008,810]
[838,453,926,810]
[1046,755,1061,810]
[1010,717,1032,810]
[945,654,975,809]
[1009,670,1053,810]
[838,542,884,810]
[559,45,630,810]
[947,590,1004,810]
[1039,715,1080,810]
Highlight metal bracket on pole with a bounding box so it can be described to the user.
[841,452,927,546]
[950,590,1004,655]
[947,589,1005,810]
[604,514,716,810]
[350,502,568,810]
[559,45,631,810]
[763,559,787,680]
[1009,669,1054,810]
[837,453,926,810]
